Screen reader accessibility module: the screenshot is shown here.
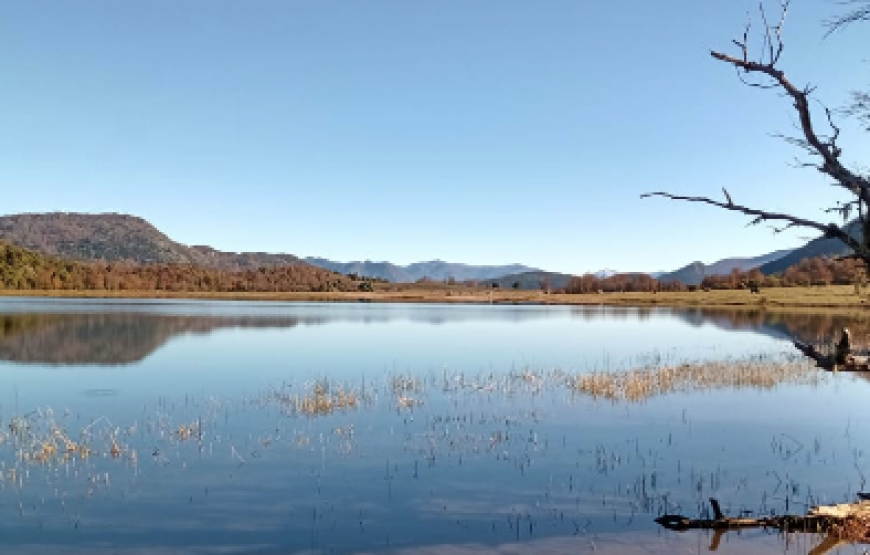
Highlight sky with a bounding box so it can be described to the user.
[0,1,868,275]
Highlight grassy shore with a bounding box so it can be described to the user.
[1,283,868,310]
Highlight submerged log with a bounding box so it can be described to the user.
[794,328,870,371]
[656,497,870,554]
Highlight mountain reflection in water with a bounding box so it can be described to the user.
[0,313,314,365]
[0,300,868,554]
[0,303,867,366]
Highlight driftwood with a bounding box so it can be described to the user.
[794,328,870,371]
[656,497,870,554]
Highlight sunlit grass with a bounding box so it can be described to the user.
[1,284,866,309]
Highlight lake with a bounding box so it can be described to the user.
[0,297,868,554]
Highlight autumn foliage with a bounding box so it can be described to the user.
[564,273,684,294]
[0,241,354,293]
[700,257,865,289]
[562,257,865,294]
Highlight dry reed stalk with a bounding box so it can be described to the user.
[570,358,819,402]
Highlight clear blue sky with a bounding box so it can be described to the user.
[1,1,867,274]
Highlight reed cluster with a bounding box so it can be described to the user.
[289,379,361,416]
[569,358,818,402]
[1,411,95,466]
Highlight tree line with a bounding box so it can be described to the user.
[0,241,358,293]
[700,257,865,290]
[562,257,866,294]
[564,273,685,294]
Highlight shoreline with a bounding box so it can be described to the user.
[1,285,867,313]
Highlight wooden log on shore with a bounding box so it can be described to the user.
[656,497,870,554]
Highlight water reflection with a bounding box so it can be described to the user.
[1,300,867,367]
[669,307,870,346]
[0,299,867,554]
[0,313,317,365]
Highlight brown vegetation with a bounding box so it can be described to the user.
[700,257,865,290]
[569,358,816,403]
[564,272,683,294]
[0,240,355,293]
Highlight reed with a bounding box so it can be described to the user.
[569,357,819,402]
[275,379,362,417]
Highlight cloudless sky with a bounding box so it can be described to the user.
[1,1,867,274]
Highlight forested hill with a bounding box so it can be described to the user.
[0,241,356,293]
[0,212,302,271]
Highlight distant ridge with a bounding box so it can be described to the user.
[760,220,861,275]
[480,271,573,291]
[0,212,304,271]
[305,258,540,283]
[657,249,794,286]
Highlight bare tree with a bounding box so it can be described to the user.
[643,1,870,267]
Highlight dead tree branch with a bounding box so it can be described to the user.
[640,191,863,254]
[643,1,870,267]
[707,48,869,197]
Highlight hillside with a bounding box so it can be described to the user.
[305,258,539,283]
[0,240,353,293]
[657,249,793,286]
[760,221,861,275]
[0,213,302,271]
[189,245,301,271]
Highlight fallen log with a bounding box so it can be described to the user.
[794,328,870,371]
[656,497,870,554]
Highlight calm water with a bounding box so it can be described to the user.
[0,298,868,554]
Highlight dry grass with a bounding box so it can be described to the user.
[2,284,868,309]
[271,379,362,417]
[569,358,818,402]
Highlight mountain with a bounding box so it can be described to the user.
[482,271,574,291]
[304,258,413,282]
[0,212,303,271]
[304,258,540,283]
[657,249,794,286]
[760,220,861,275]
[657,262,707,286]
[0,212,541,282]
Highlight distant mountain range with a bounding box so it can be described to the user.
[304,258,539,283]
[0,212,860,286]
[479,271,574,291]
[0,212,539,283]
